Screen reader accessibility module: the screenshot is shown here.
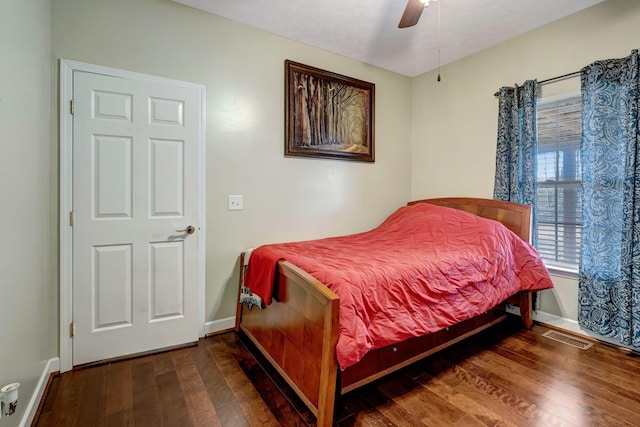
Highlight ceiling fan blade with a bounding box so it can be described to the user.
[398,0,425,28]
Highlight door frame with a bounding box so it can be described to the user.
[59,59,206,373]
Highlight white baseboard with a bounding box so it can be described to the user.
[532,310,635,350]
[20,357,59,427]
[204,316,236,336]
[532,310,580,332]
[506,305,634,350]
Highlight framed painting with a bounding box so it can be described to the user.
[285,60,375,162]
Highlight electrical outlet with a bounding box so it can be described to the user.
[228,195,243,211]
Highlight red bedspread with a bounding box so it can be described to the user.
[244,203,553,369]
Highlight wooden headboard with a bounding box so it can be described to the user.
[408,197,532,243]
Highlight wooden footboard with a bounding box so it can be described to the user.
[237,258,339,426]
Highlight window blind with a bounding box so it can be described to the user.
[536,95,582,269]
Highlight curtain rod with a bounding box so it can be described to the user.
[493,70,581,97]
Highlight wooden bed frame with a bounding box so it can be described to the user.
[234,198,534,426]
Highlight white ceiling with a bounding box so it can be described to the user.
[173,0,604,77]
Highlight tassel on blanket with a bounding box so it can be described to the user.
[239,285,263,310]
[239,248,262,310]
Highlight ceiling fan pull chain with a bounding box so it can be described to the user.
[437,0,442,82]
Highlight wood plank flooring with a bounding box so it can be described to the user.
[35,317,640,426]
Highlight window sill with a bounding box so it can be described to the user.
[544,263,579,280]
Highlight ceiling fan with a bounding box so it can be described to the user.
[398,0,436,28]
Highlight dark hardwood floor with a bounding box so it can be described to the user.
[35,317,640,426]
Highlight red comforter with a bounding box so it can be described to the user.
[244,203,553,369]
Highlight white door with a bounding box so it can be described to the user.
[72,71,202,365]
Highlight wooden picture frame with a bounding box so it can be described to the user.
[285,60,375,162]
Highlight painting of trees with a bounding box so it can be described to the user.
[285,61,375,162]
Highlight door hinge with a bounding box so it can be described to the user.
[69,322,75,338]
[70,99,75,115]
[69,211,75,226]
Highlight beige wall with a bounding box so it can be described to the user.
[0,0,54,424]
[51,0,413,322]
[411,0,640,320]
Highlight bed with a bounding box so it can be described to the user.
[234,197,553,426]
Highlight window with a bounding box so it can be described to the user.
[536,95,582,270]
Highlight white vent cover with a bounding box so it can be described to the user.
[542,330,594,350]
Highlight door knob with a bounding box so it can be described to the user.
[176,225,196,235]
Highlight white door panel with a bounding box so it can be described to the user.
[94,134,132,218]
[149,241,185,320]
[150,138,185,216]
[72,71,201,365]
[93,244,132,330]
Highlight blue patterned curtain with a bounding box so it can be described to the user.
[494,80,539,246]
[579,49,640,349]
